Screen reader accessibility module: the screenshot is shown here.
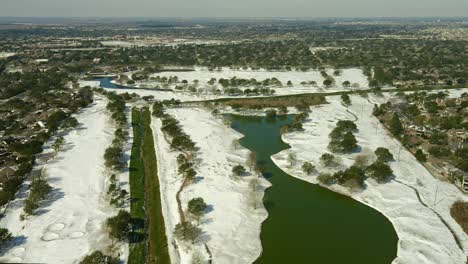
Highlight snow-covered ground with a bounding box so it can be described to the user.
[271,93,468,264]
[0,52,16,59]
[151,67,369,89]
[80,67,372,102]
[77,80,101,88]
[0,96,130,263]
[152,108,270,264]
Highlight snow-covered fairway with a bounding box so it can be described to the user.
[152,108,269,264]
[86,67,371,102]
[272,94,468,264]
[0,97,128,263]
[152,67,369,89]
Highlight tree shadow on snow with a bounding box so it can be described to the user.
[0,235,27,255]
[197,230,211,244]
[261,171,273,179]
[34,188,65,216]
[204,204,214,214]
[193,176,204,184]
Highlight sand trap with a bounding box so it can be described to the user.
[8,257,22,263]
[42,232,59,241]
[11,247,25,256]
[69,231,84,239]
[48,223,65,232]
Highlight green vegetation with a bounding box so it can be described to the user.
[390,114,403,136]
[52,136,65,154]
[187,197,208,224]
[0,163,32,207]
[0,69,93,209]
[341,94,351,106]
[320,153,335,167]
[373,92,467,185]
[328,120,359,153]
[232,165,247,176]
[0,228,12,245]
[103,93,128,171]
[302,162,316,175]
[108,174,128,207]
[317,173,335,185]
[80,251,119,264]
[23,172,52,216]
[374,147,394,162]
[367,161,394,183]
[160,113,196,152]
[129,107,170,264]
[106,210,131,241]
[173,221,202,244]
[415,149,427,162]
[266,109,277,119]
[318,147,394,188]
[333,166,367,189]
[216,94,326,110]
[128,108,146,263]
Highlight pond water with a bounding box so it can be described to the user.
[95,77,122,89]
[229,114,398,264]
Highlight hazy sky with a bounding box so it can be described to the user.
[1,0,467,18]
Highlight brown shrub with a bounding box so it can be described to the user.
[224,95,326,109]
[450,201,468,234]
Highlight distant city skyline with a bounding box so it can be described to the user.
[1,0,467,18]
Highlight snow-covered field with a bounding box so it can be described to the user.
[0,97,130,263]
[151,67,369,89]
[152,108,269,264]
[82,67,371,102]
[74,78,468,264]
[0,52,16,59]
[77,80,101,88]
[271,93,468,264]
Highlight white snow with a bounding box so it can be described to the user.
[77,80,101,88]
[152,107,269,264]
[146,67,369,95]
[151,67,368,89]
[0,52,16,59]
[92,67,371,102]
[0,96,130,263]
[271,92,468,264]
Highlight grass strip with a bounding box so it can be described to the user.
[141,107,170,264]
[128,108,146,264]
[129,107,170,264]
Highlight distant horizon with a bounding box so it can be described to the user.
[0,15,467,18]
[1,0,467,19]
[0,16,466,21]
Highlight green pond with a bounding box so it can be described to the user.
[229,114,398,264]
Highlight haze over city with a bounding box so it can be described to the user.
[1,0,468,18]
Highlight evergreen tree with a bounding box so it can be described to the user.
[390,114,403,136]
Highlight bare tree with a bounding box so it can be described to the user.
[287,153,297,167]
[191,251,205,264]
[247,178,261,209]
[248,151,257,171]
[52,136,65,154]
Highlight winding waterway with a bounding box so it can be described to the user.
[97,77,399,263]
[230,114,398,264]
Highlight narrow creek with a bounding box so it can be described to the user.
[229,114,398,264]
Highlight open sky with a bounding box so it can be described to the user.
[0,0,467,18]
